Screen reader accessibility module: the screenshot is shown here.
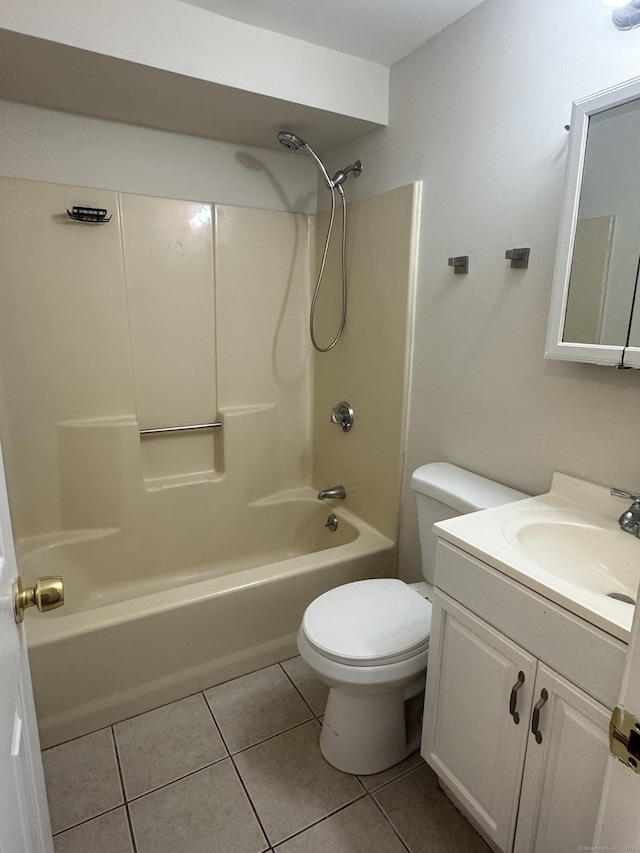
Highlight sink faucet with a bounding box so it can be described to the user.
[611,487,640,537]
[317,485,346,501]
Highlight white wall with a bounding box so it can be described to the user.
[323,0,640,580]
[0,100,318,213]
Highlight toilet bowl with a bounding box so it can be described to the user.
[298,578,431,775]
[298,463,527,776]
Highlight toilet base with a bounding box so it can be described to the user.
[319,676,425,775]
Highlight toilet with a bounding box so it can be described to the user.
[297,462,527,775]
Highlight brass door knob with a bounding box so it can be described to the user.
[13,575,64,624]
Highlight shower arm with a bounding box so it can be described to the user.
[302,141,336,189]
[332,161,363,187]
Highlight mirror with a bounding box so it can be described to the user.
[546,76,640,368]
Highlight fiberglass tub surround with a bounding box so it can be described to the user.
[0,176,418,747]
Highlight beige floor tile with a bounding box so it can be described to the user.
[280,656,329,716]
[204,664,313,752]
[274,797,407,853]
[358,750,425,792]
[128,759,267,853]
[234,720,364,846]
[42,728,123,835]
[373,763,490,853]
[53,807,133,853]
[114,693,227,799]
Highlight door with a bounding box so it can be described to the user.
[593,590,640,846]
[0,437,53,853]
[514,663,610,853]
[422,591,536,853]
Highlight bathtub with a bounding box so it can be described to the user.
[21,492,395,748]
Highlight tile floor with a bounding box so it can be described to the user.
[43,656,490,853]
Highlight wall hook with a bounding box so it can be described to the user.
[448,255,469,275]
[505,247,530,269]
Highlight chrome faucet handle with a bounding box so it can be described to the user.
[612,488,640,537]
[330,401,354,432]
[611,487,640,502]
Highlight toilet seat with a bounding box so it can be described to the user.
[301,578,432,667]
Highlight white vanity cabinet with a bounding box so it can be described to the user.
[513,663,610,853]
[423,540,625,853]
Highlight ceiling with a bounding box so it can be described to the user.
[178,0,486,67]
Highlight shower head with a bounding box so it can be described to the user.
[277,131,306,151]
[277,130,334,189]
[277,131,363,193]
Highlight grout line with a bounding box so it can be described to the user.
[202,682,319,758]
[110,725,127,803]
[278,660,320,719]
[229,753,271,852]
[367,792,412,853]
[269,792,368,848]
[200,688,233,756]
[110,726,139,853]
[229,717,319,757]
[200,681,366,848]
[360,756,425,794]
[124,802,139,853]
[51,803,124,838]
[42,724,113,753]
[42,689,206,751]
[49,728,134,837]
[85,684,327,807]
[124,756,229,804]
[368,761,425,795]
[108,691,231,805]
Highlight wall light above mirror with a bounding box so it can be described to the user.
[546,75,640,368]
[602,0,640,30]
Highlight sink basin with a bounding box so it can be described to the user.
[433,472,640,641]
[501,510,639,603]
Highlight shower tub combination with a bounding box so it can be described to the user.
[1,175,414,751]
[22,492,394,748]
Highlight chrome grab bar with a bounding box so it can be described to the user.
[140,422,222,436]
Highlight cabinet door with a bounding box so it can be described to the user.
[514,663,610,853]
[423,591,537,853]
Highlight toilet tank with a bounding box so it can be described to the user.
[411,463,528,589]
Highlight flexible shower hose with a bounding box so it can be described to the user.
[310,184,347,353]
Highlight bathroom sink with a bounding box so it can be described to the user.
[433,472,640,641]
[501,510,639,604]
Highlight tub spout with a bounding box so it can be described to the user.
[317,485,346,500]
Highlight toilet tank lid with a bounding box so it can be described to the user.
[410,462,528,513]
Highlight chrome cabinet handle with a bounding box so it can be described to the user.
[509,671,525,724]
[531,688,548,744]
